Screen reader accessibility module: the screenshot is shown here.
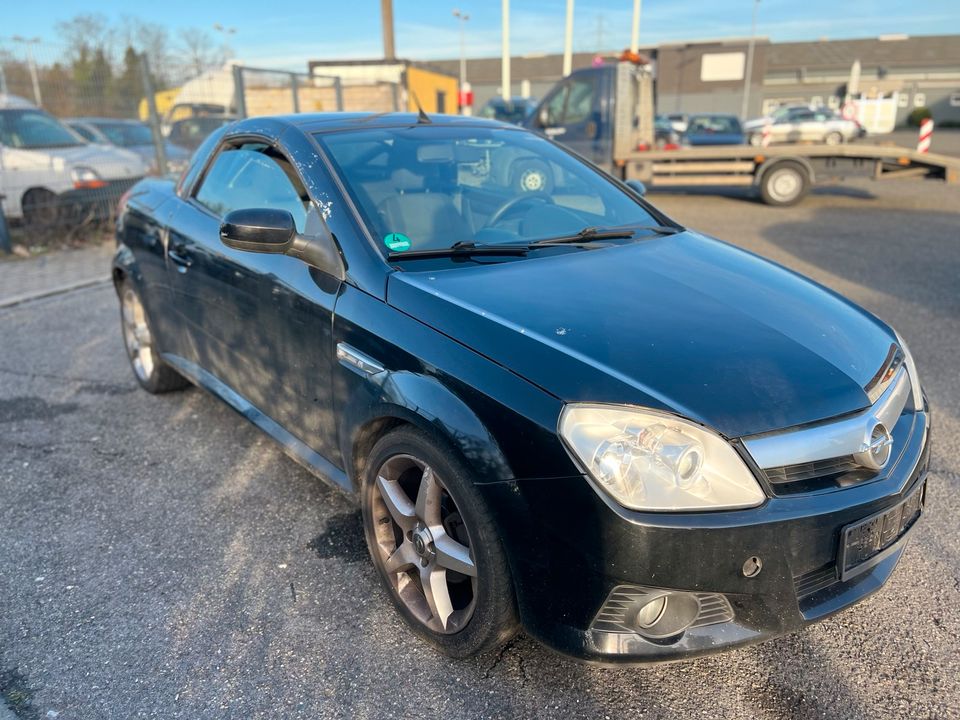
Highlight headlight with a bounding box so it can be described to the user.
[71,166,106,189]
[559,404,765,512]
[894,331,924,409]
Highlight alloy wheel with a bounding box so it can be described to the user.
[121,288,155,382]
[369,454,477,634]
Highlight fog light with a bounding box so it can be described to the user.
[635,595,667,628]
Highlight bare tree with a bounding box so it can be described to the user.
[55,14,115,64]
[178,27,223,77]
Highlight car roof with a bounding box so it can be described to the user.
[688,113,739,119]
[67,117,146,125]
[280,112,517,134]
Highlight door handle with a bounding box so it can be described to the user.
[168,244,193,271]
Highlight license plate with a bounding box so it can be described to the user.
[838,479,925,580]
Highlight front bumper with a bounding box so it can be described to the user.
[483,407,930,663]
[59,177,142,223]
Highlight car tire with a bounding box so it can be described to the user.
[759,161,810,207]
[510,158,553,194]
[824,131,844,146]
[119,279,190,394]
[21,188,61,230]
[361,425,519,658]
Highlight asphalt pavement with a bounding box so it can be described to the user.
[1,176,959,719]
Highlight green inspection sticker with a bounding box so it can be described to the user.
[384,233,411,252]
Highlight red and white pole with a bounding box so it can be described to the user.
[917,118,934,153]
[761,120,772,147]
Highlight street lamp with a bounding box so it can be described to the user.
[741,0,760,120]
[212,23,237,61]
[453,9,470,115]
[12,35,42,107]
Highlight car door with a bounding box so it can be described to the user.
[165,136,342,460]
[532,75,607,167]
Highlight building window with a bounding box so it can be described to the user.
[950,93,960,107]
[913,93,926,107]
[811,95,823,107]
[898,93,909,108]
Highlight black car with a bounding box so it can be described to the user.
[113,112,929,663]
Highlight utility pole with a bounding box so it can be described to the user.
[12,36,42,107]
[741,0,761,120]
[453,9,470,113]
[630,0,642,55]
[381,0,396,60]
[562,0,574,77]
[501,0,511,101]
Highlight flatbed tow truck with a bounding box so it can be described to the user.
[525,61,960,206]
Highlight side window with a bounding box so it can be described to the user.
[544,85,569,126]
[564,79,595,124]
[194,143,309,231]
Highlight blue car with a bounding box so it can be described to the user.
[683,114,745,146]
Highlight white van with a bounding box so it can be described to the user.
[0,94,147,226]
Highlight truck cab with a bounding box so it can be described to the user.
[523,65,617,172]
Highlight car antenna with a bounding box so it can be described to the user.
[410,90,432,124]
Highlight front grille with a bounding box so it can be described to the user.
[764,455,869,490]
[590,585,735,634]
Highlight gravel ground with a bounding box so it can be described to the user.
[1,176,959,719]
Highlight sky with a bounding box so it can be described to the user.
[6,0,960,70]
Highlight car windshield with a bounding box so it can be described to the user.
[0,109,83,149]
[92,121,154,147]
[688,116,741,134]
[315,125,661,257]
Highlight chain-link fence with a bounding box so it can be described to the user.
[0,38,407,251]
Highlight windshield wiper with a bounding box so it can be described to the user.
[528,224,682,247]
[387,240,531,261]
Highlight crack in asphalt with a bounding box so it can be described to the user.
[483,636,529,684]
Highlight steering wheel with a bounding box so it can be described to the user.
[485,194,554,229]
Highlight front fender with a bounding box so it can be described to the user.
[337,367,513,489]
[112,242,140,291]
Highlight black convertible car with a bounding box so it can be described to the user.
[113,112,929,663]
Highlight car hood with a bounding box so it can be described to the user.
[387,233,895,438]
[16,143,146,178]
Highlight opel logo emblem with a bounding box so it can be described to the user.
[855,422,893,471]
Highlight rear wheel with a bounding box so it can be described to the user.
[759,161,810,206]
[21,188,60,230]
[119,280,189,393]
[361,426,518,657]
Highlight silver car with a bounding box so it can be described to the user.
[744,106,861,146]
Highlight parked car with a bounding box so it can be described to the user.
[744,105,861,146]
[682,113,745,146]
[653,115,680,148]
[114,112,929,663]
[67,117,192,175]
[665,113,688,134]
[478,97,539,125]
[166,115,237,151]
[0,95,146,227]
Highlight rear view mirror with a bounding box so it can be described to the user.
[220,208,296,253]
[626,179,647,197]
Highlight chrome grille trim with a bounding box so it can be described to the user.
[742,366,911,470]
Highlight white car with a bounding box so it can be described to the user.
[743,105,862,146]
[0,95,146,227]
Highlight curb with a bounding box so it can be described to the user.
[0,275,111,310]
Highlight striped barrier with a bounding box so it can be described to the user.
[762,121,772,148]
[917,118,934,153]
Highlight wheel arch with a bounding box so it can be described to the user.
[754,155,815,187]
[339,370,515,493]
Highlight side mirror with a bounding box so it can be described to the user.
[220,208,296,253]
[626,179,647,197]
[220,206,345,280]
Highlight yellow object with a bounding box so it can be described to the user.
[138,88,180,121]
[406,66,459,115]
